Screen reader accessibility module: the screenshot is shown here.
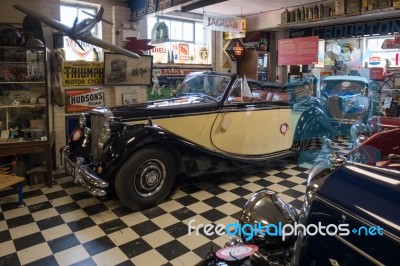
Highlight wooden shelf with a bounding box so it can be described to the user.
[0,81,45,84]
[0,104,46,109]
[277,7,400,30]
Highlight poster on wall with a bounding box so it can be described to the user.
[63,37,101,61]
[62,61,103,87]
[104,53,153,85]
[148,67,212,100]
[278,36,319,66]
[122,92,139,105]
[65,88,105,113]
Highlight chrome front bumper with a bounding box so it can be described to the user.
[61,146,109,197]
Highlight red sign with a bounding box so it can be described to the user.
[65,88,105,113]
[278,36,319,66]
[67,38,93,59]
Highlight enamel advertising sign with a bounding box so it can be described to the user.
[62,61,103,87]
[65,88,105,113]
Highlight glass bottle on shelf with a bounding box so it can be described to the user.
[319,4,324,18]
[314,5,319,19]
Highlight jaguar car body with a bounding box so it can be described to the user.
[62,71,334,210]
[320,76,370,131]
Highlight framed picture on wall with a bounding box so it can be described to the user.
[104,53,153,85]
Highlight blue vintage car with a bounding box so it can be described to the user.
[62,71,334,210]
[197,129,400,265]
[320,76,370,134]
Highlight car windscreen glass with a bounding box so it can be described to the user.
[322,80,366,94]
[176,74,231,101]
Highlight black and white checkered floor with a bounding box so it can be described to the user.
[0,138,352,266]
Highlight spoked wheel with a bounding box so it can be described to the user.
[115,147,176,210]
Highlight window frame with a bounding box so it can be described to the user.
[149,17,206,46]
[60,3,101,37]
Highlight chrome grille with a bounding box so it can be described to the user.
[327,96,342,119]
[90,113,106,163]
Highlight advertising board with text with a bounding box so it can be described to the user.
[65,88,105,113]
[62,61,103,87]
[278,36,319,66]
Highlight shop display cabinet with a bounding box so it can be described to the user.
[238,50,270,82]
[0,46,55,186]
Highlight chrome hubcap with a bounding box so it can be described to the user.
[134,159,166,198]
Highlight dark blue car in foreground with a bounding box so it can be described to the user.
[197,129,400,265]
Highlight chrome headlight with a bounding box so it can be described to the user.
[350,122,369,140]
[98,123,111,150]
[240,190,298,248]
[352,134,368,149]
[79,113,87,128]
[345,99,354,107]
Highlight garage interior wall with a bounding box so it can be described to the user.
[0,0,138,168]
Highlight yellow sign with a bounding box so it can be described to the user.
[62,61,104,87]
[224,32,246,40]
[223,60,232,68]
[223,19,246,40]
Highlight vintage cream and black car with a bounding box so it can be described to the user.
[62,71,334,210]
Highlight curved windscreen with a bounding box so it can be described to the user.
[175,73,231,101]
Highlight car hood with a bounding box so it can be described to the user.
[106,96,220,121]
[317,163,400,237]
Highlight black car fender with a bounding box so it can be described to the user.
[292,106,335,153]
[100,124,184,179]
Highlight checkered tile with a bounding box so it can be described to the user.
[0,137,352,265]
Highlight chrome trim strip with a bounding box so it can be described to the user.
[333,235,385,266]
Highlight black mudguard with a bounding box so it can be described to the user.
[292,106,336,153]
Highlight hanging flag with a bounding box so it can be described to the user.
[242,75,253,98]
